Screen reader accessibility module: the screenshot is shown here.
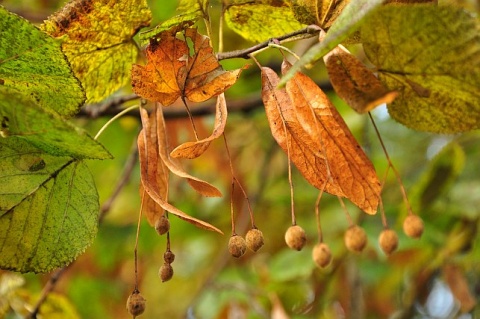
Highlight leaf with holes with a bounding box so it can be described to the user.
[132,27,242,106]
[42,0,152,103]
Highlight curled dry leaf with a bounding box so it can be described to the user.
[139,107,222,197]
[137,109,169,226]
[170,93,228,159]
[261,63,381,214]
[132,27,242,106]
[290,0,349,29]
[138,118,222,233]
[323,41,397,113]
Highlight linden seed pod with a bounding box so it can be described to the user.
[312,242,332,268]
[285,225,307,251]
[159,262,174,282]
[228,235,247,258]
[155,215,170,236]
[164,250,175,264]
[403,215,424,239]
[379,229,399,255]
[344,225,367,253]
[126,291,146,316]
[245,228,264,252]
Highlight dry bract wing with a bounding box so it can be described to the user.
[262,63,381,214]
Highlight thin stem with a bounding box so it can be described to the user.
[218,4,226,53]
[27,267,68,318]
[223,133,255,228]
[181,97,200,141]
[230,179,236,235]
[269,42,301,60]
[134,190,146,291]
[338,196,353,227]
[379,197,388,228]
[94,104,140,140]
[368,112,413,215]
[315,182,327,243]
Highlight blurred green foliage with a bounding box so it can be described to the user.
[0,0,479,318]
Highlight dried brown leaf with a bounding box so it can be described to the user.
[261,66,344,197]
[323,43,397,113]
[132,27,242,106]
[136,110,169,226]
[138,123,222,233]
[283,61,380,214]
[170,93,227,159]
[139,107,222,197]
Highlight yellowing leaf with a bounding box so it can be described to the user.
[290,0,349,29]
[281,0,384,85]
[0,140,99,272]
[170,93,227,159]
[323,42,397,113]
[262,64,381,214]
[224,2,304,42]
[140,107,222,197]
[361,5,480,133]
[42,0,152,103]
[0,7,85,117]
[132,28,242,105]
[137,114,222,233]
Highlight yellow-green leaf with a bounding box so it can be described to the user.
[361,5,480,133]
[0,141,99,273]
[225,2,304,42]
[0,88,112,160]
[281,0,383,85]
[0,7,85,117]
[42,0,152,103]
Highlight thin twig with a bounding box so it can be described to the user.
[217,25,321,60]
[27,267,68,318]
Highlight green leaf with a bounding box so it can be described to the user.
[0,6,85,117]
[361,5,480,133]
[225,2,304,42]
[0,88,112,160]
[0,143,99,273]
[42,0,152,103]
[280,0,383,85]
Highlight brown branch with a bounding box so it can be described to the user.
[216,25,321,60]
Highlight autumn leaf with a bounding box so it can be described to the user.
[361,5,480,133]
[290,0,349,29]
[224,1,304,43]
[137,109,169,226]
[132,27,242,106]
[139,107,222,197]
[281,0,383,85]
[137,110,222,233]
[170,93,227,159]
[323,41,397,113]
[262,63,381,214]
[42,0,152,103]
[0,7,85,117]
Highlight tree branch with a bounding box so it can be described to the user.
[216,25,321,60]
